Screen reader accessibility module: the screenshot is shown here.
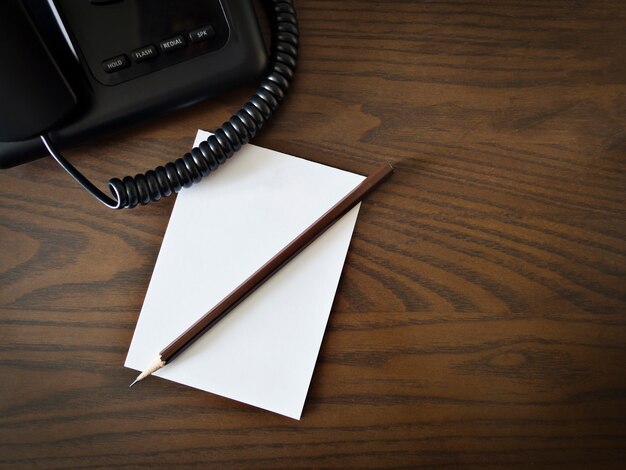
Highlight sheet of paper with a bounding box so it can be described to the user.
[125,130,365,419]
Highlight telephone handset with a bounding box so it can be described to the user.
[0,0,298,208]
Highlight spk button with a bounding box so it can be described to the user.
[189,25,215,43]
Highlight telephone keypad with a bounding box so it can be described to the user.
[102,25,218,75]
[56,0,230,86]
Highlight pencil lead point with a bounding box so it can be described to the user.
[128,356,166,389]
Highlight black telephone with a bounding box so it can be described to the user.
[0,0,298,208]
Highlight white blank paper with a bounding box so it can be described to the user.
[125,130,365,419]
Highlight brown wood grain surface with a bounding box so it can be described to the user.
[1,1,625,468]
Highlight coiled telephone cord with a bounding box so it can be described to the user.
[41,0,298,209]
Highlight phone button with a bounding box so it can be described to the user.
[189,25,215,44]
[159,35,186,53]
[102,54,129,73]
[132,45,158,63]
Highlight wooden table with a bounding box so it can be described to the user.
[1,1,625,467]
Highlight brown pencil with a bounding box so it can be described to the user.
[129,162,394,387]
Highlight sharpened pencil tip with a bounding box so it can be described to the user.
[128,356,166,389]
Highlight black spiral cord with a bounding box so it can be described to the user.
[41,0,298,209]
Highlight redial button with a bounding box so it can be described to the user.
[159,35,186,53]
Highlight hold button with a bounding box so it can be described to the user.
[102,54,129,73]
